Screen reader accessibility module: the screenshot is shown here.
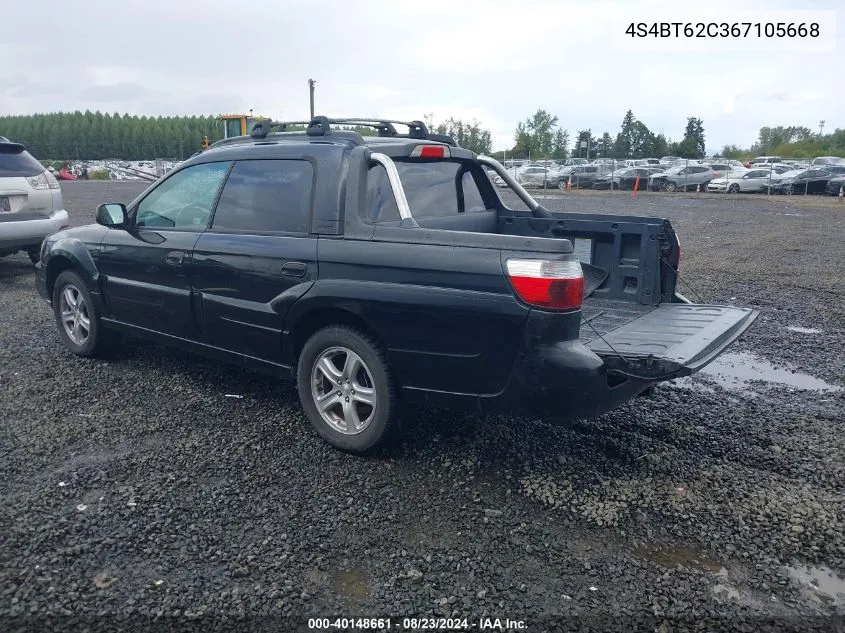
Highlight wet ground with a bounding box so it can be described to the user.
[1,182,844,632]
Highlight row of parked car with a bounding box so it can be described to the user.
[492,155,845,195]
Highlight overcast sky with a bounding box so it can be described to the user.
[2,0,841,153]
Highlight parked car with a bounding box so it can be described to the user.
[820,165,845,176]
[593,167,658,190]
[811,156,845,166]
[517,165,560,188]
[766,168,834,195]
[660,156,682,165]
[0,139,70,264]
[707,169,773,193]
[825,175,845,196]
[34,115,757,453]
[751,156,782,166]
[649,164,717,192]
[567,165,610,189]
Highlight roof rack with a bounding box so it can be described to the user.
[249,116,458,147]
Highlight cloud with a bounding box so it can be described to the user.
[0,0,842,151]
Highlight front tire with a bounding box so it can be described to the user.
[664,181,677,192]
[297,326,397,453]
[52,270,120,358]
[728,183,740,194]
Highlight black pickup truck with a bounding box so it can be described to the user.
[35,117,758,452]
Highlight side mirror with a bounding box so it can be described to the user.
[96,203,128,228]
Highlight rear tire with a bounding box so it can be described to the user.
[297,326,397,453]
[52,270,122,358]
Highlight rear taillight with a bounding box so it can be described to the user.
[506,259,584,310]
[27,172,49,190]
[27,170,61,190]
[46,170,61,189]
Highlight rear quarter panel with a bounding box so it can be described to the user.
[290,237,530,395]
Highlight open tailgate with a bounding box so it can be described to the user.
[586,303,759,380]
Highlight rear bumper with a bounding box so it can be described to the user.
[0,209,70,250]
[401,311,651,421]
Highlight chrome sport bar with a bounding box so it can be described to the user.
[476,155,542,213]
[368,153,414,222]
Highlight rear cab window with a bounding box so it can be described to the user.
[364,159,488,222]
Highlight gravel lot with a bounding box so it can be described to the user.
[2,181,844,632]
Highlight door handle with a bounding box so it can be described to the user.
[280,261,307,277]
[166,251,185,265]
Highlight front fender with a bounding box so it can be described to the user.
[42,236,101,299]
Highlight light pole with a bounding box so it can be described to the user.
[308,79,316,119]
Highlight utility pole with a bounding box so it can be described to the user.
[308,79,316,119]
[179,140,184,161]
[819,120,825,136]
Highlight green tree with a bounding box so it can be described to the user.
[551,128,570,159]
[674,117,706,158]
[596,132,613,158]
[613,109,636,158]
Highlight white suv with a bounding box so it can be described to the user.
[0,139,70,263]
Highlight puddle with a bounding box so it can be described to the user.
[633,544,725,573]
[670,352,841,394]
[701,352,841,393]
[787,565,845,607]
[787,326,822,334]
[331,569,370,600]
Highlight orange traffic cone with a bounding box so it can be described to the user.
[566,176,572,192]
[632,175,640,198]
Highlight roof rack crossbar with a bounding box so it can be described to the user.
[245,116,459,147]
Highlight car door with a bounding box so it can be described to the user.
[190,158,318,363]
[745,169,769,191]
[808,169,830,194]
[97,160,231,339]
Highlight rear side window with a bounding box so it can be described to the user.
[211,159,312,234]
[379,160,487,219]
[0,144,45,177]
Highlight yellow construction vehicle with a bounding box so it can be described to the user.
[198,113,274,153]
[217,113,273,139]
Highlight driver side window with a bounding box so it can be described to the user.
[135,161,231,230]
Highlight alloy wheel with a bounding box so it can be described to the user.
[311,346,377,435]
[59,284,91,345]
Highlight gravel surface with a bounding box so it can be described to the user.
[1,182,844,632]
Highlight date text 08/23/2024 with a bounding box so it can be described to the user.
[308,617,528,630]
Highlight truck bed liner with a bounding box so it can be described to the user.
[580,298,655,345]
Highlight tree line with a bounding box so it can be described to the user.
[0,111,494,160]
[722,126,845,160]
[2,110,840,162]
[0,111,223,161]
[500,108,706,160]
